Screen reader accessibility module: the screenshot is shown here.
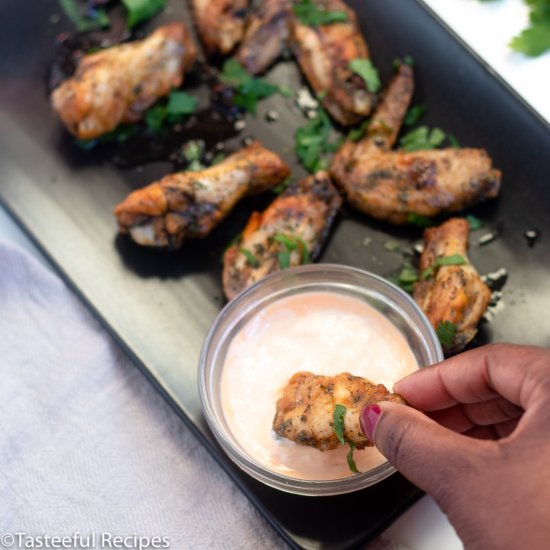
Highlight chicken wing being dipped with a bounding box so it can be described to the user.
[190,0,248,56]
[51,23,197,140]
[413,217,491,354]
[329,64,502,225]
[235,0,291,75]
[114,142,290,248]
[222,171,342,300]
[273,371,405,451]
[290,0,375,125]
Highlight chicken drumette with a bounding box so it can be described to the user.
[329,64,502,224]
[273,371,405,450]
[190,0,248,55]
[235,0,291,75]
[222,171,342,300]
[290,0,375,125]
[51,23,196,140]
[413,217,491,354]
[114,142,290,248]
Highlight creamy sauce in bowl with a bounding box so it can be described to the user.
[220,291,418,481]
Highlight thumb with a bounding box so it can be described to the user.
[360,402,482,497]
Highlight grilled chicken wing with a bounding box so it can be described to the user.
[114,142,290,248]
[235,0,291,74]
[291,0,374,125]
[223,172,342,300]
[190,0,248,55]
[273,371,405,450]
[413,218,491,354]
[51,23,196,140]
[330,65,502,224]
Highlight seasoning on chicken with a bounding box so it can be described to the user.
[51,23,197,140]
[114,142,290,248]
[222,172,342,300]
[413,218,491,354]
[290,0,375,125]
[235,0,291,75]
[329,64,502,225]
[273,371,405,450]
[190,0,248,56]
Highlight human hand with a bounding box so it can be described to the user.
[360,344,550,550]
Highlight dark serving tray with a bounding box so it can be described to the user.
[1,0,549,547]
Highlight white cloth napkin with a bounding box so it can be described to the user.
[0,240,285,549]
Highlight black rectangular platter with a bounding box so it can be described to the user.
[1,0,549,548]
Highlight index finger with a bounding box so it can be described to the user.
[394,343,550,411]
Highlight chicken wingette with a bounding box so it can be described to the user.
[413,218,491,355]
[329,64,502,224]
[114,142,290,248]
[222,171,342,300]
[190,0,248,55]
[51,23,197,140]
[273,371,405,450]
[290,0,375,125]
[235,0,291,75]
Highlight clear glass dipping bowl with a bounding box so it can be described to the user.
[198,264,443,496]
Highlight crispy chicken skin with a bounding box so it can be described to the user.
[51,23,197,140]
[223,172,342,300]
[190,0,248,55]
[330,65,502,224]
[413,218,491,354]
[114,142,290,248]
[290,0,374,125]
[273,372,405,451]
[235,0,291,75]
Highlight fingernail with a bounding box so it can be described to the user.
[360,404,382,442]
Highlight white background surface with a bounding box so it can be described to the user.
[1,0,547,547]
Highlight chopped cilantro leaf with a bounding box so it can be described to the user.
[220,60,288,114]
[274,233,311,266]
[447,133,460,148]
[240,248,260,268]
[436,320,457,348]
[388,262,419,294]
[292,0,348,26]
[122,0,166,29]
[347,119,370,142]
[407,213,435,227]
[272,177,293,195]
[58,0,110,32]
[466,214,484,230]
[421,254,467,280]
[333,404,346,445]
[166,91,198,117]
[393,55,415,70]
[349,59,381,93]
[74,123,136,149]
[399,126,446,151]
[274,233,298,251]
[211,153,226,165]
[404,104,426,126]
[346,440,360,474]
[277,250,291,269]
[384,240,401,252]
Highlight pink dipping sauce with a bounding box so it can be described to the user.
[220,291,418,480]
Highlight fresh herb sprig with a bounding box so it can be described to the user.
[403,104,426,126]
[295,109,343,172]
[273,233,311,269]
[58,0,110,32]
[436,320,457,348]
[333,404,360,474]
[388,262,419,294]
[145,90,197,132]
[220,60,291,115]
[399,126,446,151]
[122,0,166,29]
[293,0,348,26]
[240,248,260,268]
[421,254,467,280]
[349,59,381,93]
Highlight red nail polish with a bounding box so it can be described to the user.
[360,404,382,442]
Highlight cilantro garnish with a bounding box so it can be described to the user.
[349,59,381,93]
[220,60,290,115]
[407,213,435,227]
[393,55,415,70]
[145,90,197,132]
[292,0,348,26]
[399,126,446,151]
[74,124,136,150]
[183,140,205,171]
[347,119,370,142]
[421,254,467,280]
[388,262,419,293]
[436,320,457,348]
[466,214,484,230]
[447,134,460,148]
[509,0,550,56]
[122,0,166,29]
[333,404,361,474]
[384,240,401,252]
[404,104,426,127]
[295,109,341,172]
[239,248,260,268]
[272,177,293,195]
[274,233,311,268]
[58,0,110,32]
